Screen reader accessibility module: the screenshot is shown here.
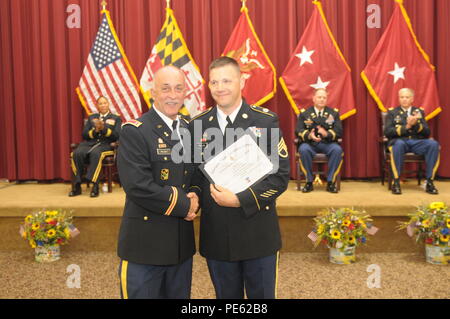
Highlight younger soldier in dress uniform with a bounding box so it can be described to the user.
[69,96,121,197]
[295,89,343,193]
[384,88,439,195]
[188,57,290,299]
[117,66,199,299]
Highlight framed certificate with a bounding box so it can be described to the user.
[199,134,274,194]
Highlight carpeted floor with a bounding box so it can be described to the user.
[1,251,448,299]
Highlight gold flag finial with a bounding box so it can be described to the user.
[101,0,107,11]
[241,0,247,9]
[166,0,171,9]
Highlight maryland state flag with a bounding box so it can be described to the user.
[361,0,442,120]
[140,8,206,117]
[222,4,276,106]
[279,1,356,120]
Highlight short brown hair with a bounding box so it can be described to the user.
[209,56,241,73]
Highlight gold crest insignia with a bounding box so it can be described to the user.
[161,169,169,181]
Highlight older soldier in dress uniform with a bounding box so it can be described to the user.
[117,66,199,299]
[295,88,343,193]
[384,88,439,195]
[188,57,290,299]
[69,96,122,197]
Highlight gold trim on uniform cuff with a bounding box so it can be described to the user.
[165,187,178,216]
[249,187,261,211]
[329,129,336,141]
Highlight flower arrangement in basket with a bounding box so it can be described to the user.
[20,210,80,262]
[398,202,450,265]
[308,208,378,264]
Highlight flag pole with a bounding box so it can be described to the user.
[101,0,107,11]
[166,0,171,9]
[241,0,247,9]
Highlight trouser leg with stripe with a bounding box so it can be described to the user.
[406,139,440,179]
[118,258,193,299]
[316,142,344,182]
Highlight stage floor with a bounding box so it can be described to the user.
[0,180,449,217]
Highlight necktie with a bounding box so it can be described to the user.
[172,120,179,141]
[225,116,233,128]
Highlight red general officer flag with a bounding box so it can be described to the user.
[222,4,276,106]
[279,1,356,120]
[361,0,442,120]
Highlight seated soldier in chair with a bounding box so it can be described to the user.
[69,96,122,197]
[296,89,343,193]
[384,88,440,195]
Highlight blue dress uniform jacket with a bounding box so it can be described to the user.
[295,106,342,144]
[384,106,430,145]
[71,113,122,184]
[82,113,122,146]
[117,107,195,266]
[188,101,290,262]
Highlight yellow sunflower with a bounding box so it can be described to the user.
[31,223,40,231]
[440,235,449,243]
[342,220,351,227]
[446,219,450,228]
[29,240,36,249]
[47,210,58,216]
[429,202,445,210]
[421,219,431,228]
[347,236,356,245]
[47,229,56,238]
[331,230,341,240]
[317,224,325,235]
[24,215,33,223]
[64,228,71,239]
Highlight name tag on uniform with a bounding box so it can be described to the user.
[157,148,172,155]
[106,119,116,125]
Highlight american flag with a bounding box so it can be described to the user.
[308,231,319,242]
[69,224,80,238]
[76,11,142,121]
[140,8,206,117]
[366,225,379,236]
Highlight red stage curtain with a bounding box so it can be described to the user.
[0,0,449,181]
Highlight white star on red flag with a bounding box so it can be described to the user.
[388,62,406,83]
[295,46,315,67]
[310,76,330,90]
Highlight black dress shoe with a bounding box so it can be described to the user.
[391,180,401,195]
[90,183,99,197]
[426,180,438,195]
[301,182,314,193]
[326,182,338,193]
[68,183,81,197]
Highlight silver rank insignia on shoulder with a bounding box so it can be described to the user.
[242,113,248,119]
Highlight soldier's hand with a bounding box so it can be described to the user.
[185,192,199,221]
[210,184,241,208]
[317,126,328,137]
[406,116,418,129]
[309,130,321,143]
[94,119,103,132]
